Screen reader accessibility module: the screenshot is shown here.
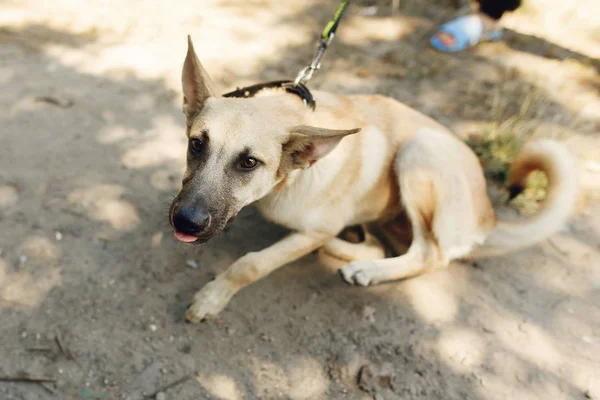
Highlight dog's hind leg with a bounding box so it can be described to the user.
[318,230,386,269]
[339,211,443,286]
[340,128,492,286]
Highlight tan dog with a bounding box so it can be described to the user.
[169,36,578,323]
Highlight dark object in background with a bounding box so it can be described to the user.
[477,0,522,20]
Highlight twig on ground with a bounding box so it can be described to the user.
[145,375,192,398]
[40,382,57,394]
[0,375,56,383]
[26,345,53,352]
[55,330,76,361]
[34,95,74,108]
[547,238,569,257]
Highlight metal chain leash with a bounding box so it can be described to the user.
[294,0,351,86]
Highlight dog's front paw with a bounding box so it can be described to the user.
[339,261,378,287]
[185,280,235,323]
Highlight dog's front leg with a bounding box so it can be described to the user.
[186,231,331,323]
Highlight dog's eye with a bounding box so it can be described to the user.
[189,138,203,154]
[240,157,258,170]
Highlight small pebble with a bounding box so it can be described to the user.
[155,392,166,400]
[35,333,41,340]
[362,305,376,323]
[161,367,168,374]
[58,369,64,374]
[104,378,109,385]
[19,254,28,266]
[151,232,163,247]
[149,324,158,332]
[582,336,595,344]
[185,259,198,269]
[0,185,19,209]
[55,231,63,241]
[168,335,174,342]
[21,332,28,338]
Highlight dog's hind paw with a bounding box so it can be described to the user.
[339,261,378,287]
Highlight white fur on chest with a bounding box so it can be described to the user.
[257,194,336,233]
[256,168,348,234]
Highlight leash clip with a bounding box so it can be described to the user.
[294,33,335,86]
[293,0,350,86]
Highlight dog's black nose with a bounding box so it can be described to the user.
[172,205,211,235]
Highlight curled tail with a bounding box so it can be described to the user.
[468,140,579,259]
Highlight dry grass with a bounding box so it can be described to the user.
[464,86,554,213]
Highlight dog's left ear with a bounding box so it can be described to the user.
[279,125,361,175]
[182,35,221,120]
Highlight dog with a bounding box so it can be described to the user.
[169,36,578,323]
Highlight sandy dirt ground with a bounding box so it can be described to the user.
[1,0,599,399]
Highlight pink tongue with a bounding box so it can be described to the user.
[174,231,198,243]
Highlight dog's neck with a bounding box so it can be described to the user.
[249,90,362,196]
[253,90,315,119]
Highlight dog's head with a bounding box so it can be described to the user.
[169,36,360,244]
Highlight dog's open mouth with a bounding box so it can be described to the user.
[174,231,201,243]
[173,231,213,244]
[172,214,238,244]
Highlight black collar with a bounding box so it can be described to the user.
[222,80,316,110]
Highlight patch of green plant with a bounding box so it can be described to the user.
[464,87,553,213]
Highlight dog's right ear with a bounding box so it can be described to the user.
[182,35,221,120]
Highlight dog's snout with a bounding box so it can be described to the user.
[172,205,211,235]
